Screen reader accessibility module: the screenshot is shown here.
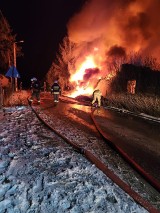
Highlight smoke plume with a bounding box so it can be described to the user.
[67,0,160,63]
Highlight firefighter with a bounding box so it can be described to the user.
[51,80,61,102]
[29,77,41,104]
[92,89,102,107]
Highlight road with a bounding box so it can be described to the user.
[94,108,160,183]
[40,93,160,184]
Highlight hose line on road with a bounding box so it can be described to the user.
[91,108,160,193]
[28,100,160,213]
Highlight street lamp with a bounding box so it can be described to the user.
[13,40,24,91]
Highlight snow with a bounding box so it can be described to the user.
[0,106,149,213]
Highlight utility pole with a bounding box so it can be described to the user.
[13,40,24,91]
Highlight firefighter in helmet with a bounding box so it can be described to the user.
[51,80,61,102]
[29,77,41,104]
[92,89,102,107]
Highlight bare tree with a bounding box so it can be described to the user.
[143,55,160,71]
[0,10,23,73]
[127,51,160,70]
[127,51,143,66]
[46,36,77,90]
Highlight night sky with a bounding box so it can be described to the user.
[0,0,86,87]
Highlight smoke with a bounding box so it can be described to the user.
[83,68,100,81]
[107,45,126,57]
[67,0,160,62]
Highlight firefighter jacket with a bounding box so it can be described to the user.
[92,89,102,107]
[51,82,61,94]
[93,89,102,97]
[31,81,41,92]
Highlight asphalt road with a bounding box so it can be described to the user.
[91,107,160,184]
[40,94,160,185]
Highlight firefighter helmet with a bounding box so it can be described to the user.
[31,77,37,81]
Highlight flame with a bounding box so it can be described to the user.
[70,55,96,82]
[69,55,98,98]
[105,72,116,80]
[66,0,160,93]
[70,86,93,98]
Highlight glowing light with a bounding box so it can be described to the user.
[70,56,96,82]
[68,55,98,97]
[69,86,94,98]
[94,47,99,51]
[106,72,116,80]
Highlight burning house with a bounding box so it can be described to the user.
[47,0,160,98]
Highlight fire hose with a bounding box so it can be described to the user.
[28,100,160,213]
[91,108,160,194]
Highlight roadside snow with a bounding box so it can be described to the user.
[0,106,148,213]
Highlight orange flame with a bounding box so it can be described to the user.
[69,55,99,98]
[66,0,160,99]
[70,55,96,82]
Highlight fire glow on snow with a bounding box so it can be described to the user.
[0,106,148,213]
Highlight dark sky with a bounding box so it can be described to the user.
[0,0,86,87]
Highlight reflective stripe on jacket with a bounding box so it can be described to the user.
[51,83,61,94]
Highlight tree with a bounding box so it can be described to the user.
[127,51,160,71]
[46,36,77,90]
[0,10,23,73]
[143,55,160,71]
[107,51,160,76]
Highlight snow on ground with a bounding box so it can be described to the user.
[0,106,148,213]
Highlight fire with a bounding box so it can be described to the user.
[69,86,93,98]
[70,56,96,82]
[65,0,160,100]
[69,55,98,98]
